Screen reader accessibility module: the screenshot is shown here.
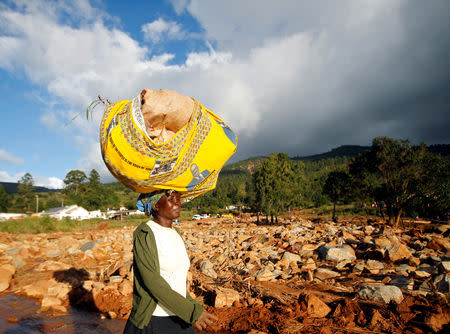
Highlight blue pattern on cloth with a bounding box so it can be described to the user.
[136,191,164,216]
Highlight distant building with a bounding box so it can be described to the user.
[41,205,92,220]
[0,213,27,221]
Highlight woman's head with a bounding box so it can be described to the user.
[152,190,181,220]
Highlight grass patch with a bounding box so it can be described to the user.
[0,211,196,234]
[0,215,149,234]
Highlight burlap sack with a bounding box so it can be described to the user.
[140,89,193,143]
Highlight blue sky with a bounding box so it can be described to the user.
[0,0,449,189]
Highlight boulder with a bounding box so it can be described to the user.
[384,238,412,262]
[366,260,384,273]
[439,261,450,273]
[80,241,96,251]
[41,296,62,310]
[0,264,16,277]
[390,276,414,290]
[314,268,340,280]
[434,274,449,293]
[214,288,240,307]
[364,225,376,235]
[0,265,15,293]
[298,293,331,318]
[119,279,133,296]
[200,261,217,279]
[282,251,301,264]
[47,282,71,300]
[301,258,317,271]
[318,245,356,262]
[255,266,277,281]
[21,280,53,298]
[358,285,403,304]
[428,237,450,252]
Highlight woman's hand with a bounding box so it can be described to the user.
[193,310,218,331]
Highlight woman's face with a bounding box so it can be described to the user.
[155,191,181,220]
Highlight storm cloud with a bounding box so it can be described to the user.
[179,0,450,159]
[0,0,449,181]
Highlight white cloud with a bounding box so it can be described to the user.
[141,18,186,43]
[0,171,63,189]
[170,0,189,15]
[0,149,24,165]
[0,0,448,176]
[0,171,24,183]
[34,175,64,189]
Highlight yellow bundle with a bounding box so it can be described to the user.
[100,92,237,199]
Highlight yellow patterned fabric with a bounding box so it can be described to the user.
[100,94,237,199]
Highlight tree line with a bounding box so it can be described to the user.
[1,137,448,226]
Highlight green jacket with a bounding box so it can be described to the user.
[129,222,203,329]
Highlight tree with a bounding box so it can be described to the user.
[414,152,449,219]
[84,169,103,210]
[88,169,100,186]
[254,153,301,223]
[17,173,35,212]
[254,153,278,222]
[323,171,351,222]
[63,170,87,195]
[0,185,10,212]
[349,137,426,226]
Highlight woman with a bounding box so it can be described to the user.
[123,190,217,333]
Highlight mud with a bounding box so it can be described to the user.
[0,294,125,333]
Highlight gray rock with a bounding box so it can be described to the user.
[315,268,339,280]
[358,284,403,303]
[366,260,384,270]
[282,252,301,264]
[318,245,356,262]
[200,261,217,279]
[80,241,96,251]
[6,248,19,255]
[46,249,62,258]
[390,275,414,290]
[395,264,415,273]
[11,256,25,268]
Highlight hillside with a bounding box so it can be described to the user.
[221,145,370,174]
[0,182,58,194]
[293,145,370,161]
[222,144,450,173]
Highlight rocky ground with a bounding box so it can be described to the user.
[0,215,449,333]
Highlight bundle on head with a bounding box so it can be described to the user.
[100,88,238,200]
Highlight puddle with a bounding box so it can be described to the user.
[0,294,125,334]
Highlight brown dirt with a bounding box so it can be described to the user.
[193,278,449,334]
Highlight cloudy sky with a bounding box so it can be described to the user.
[0,0,449,189]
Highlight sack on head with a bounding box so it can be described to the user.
[100,89,238,199]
